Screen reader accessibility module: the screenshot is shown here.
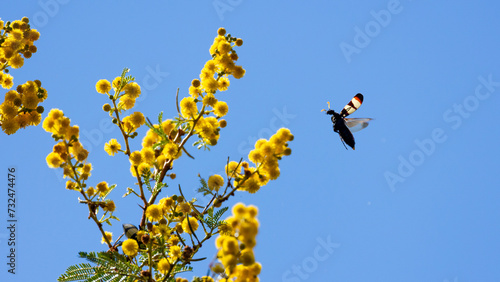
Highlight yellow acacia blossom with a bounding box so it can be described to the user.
[96,181,109,197]
[230,128,293,194]
[95,79,111,94]
[169,245,182,260]
[218,77,230,91]
[202,93,217,107]
[161,119,175,135]
[208,174,224,192]
[146,204,163,222]
[104,139,121,156]
[0,18,45,135]
[127,111,145,128]
[213,101,228,117]
[180,97,198,118]
[215,203,261,280]
[118,95,135,110]
[124,82,141,98]
[141,147,155,164]
[122,239,138,257]
[78,163,92,180]
[101,231,112,245]
[162,143,182,160]
[129,151,142,166]
[157,258,171,274]
[182,217,199,234]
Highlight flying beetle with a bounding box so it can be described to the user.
[322,93,372,150]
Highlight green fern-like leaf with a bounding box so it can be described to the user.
[57,263,96,281]
[158,111,163,125]
[202,206,228,230]
[62,252,141,282]
[213,207,228,222]
[196,175,213,196]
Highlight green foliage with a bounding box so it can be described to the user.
[58,251,141,282]
[193,139,211,150]
[200,206,228,231]
[196,175,211,196]
[100,184,117,200]
[119,68,135,88]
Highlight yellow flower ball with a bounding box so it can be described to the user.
[221,254,237,268]
[124,82,141,98]
[169,245,182,260]
[202,77,219,93]
[118,95,136,110]
[240,250,255,266]
[218,77,230,91]
[232,66,246,79]
[157,258,170,274]
[247,205,258,218]
[225,161,241,177]
[161,119,175,135]
[96,181,109,196]
[141,147,155,164]
[232,203,247,218]
[129,151,142,166]
[248,149,264,164]
[122,239,139,256]
[202,93,217,107]
[214,101,228,117]
[217,27,226,36]
[101,231,112,245]
[180,97,198,118]
[104,139,121,156]
[181,217,199,234]
[208,174,225,192]
[46,152,63,168]
[162,143,181,160]
[95,79,111,94]
[128,112,145,128]
[1,118,20,135]
[146,204,163,222]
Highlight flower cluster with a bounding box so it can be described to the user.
[0,17,40,75]
[1,80,46,134]
[0,17,45,135]
[182,27,245,146]
[44,108,117,245]
[96,77,142,112]
[226,128,293,194]
[96,72,153,177]
[213,203,261,281]
[117,195,207,280]
[43,109,88,172]
[135,119,183,177]
[51,28,291,282]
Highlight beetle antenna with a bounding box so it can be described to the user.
[321,101,331,112]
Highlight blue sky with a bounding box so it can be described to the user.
[1,1,500,281]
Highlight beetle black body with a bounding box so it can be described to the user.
[323,93,371,150]
[326,110,356,150]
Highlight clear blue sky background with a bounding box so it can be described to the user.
[1,1,500,281]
